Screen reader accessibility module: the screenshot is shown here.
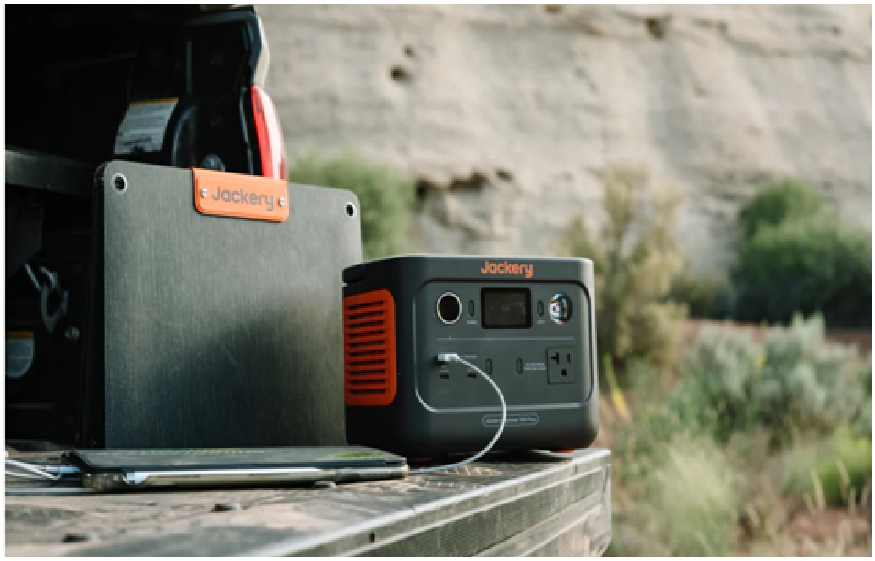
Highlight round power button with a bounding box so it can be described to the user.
[436,292,462,325]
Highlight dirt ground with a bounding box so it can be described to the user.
[738,496,872,556]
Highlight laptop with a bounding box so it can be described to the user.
[62,446,408,491]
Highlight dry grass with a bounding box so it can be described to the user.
[738,495,872,556]
[732,435,873,556]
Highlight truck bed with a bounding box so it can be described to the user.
[5,448,611,556]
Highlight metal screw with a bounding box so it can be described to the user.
[212,502,242,512]
[111,173,127,193]
[278,196,286,207]
[64,327,80,342]
[200,188,208,198]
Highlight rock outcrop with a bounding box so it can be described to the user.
[259,4,871,274]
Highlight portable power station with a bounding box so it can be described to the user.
[342,255,598,458]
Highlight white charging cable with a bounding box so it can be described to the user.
[5,458,63,481]
[409,353,507,476]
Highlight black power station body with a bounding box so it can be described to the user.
[342,255,599,458]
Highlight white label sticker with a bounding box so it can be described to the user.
[482,412,539,428]
[6,334,35,379]
[113,98,178,155]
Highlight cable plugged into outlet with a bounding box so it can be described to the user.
[436,352,459,364]
[409,353,507,475]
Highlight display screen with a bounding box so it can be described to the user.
[481,288,531,329]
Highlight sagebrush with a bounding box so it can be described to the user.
[668,314,869,446]
[563,166,688,369]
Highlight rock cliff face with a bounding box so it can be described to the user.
[259,4,871,273]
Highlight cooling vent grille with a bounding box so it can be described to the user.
[343,289,397,406]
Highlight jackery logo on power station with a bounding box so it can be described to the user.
[481,260,534,278]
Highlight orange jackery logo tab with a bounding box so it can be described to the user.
[192,168,289,222]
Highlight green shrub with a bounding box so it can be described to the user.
[817,434,872,507]
[667,323,761,441]
[563,166,688,369]
[668,272,734,319]
[737,179,824,240]
[732,181,872,329]
[286,152,414,261]
[855,399,872,440]
[782,429,872,507]
[853,362,871,440]
[670,315,869,446]
[610,359,718,480]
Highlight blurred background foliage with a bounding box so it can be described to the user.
[286,151,414,261]
[732,180,871,329]
[609,317,871,556]
[670,315,869,447]
[671,179,872,329]
[563,167,688,371]
[558,170,871,555]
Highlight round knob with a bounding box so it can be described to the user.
[549,293,573,325]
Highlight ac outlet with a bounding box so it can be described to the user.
[546,348,576,384]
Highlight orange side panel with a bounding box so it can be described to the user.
[192,168,289,222]
[343,289,397,406]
